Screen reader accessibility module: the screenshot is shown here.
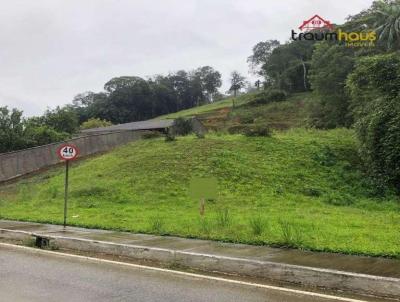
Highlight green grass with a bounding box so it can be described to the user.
[159,91,316,132]
[155,92,256,119]
[216,92,314,130]
[223,92,315,130]
[1,129,399,257]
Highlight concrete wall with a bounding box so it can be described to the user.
[190,117,208,135]
[0,131,144,183]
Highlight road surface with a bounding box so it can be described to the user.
[0,244,368,302]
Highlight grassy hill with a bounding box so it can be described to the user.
[158,92,315,131]
[156,92,257,119]
[0,129,399,257]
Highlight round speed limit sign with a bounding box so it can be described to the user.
[57,144,79,161]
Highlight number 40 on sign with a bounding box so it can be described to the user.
[58,144,79,161]
[56,144,79,227]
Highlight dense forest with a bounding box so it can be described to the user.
[1,0,399,192]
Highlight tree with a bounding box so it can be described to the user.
[70,67,222,124]
[228,71,246,109]
[247,40,280,76]
[346,53,400,192]
[103,76,153,123]
[42,106,79,134]
[0,107,27,152]
[148,77,176,116]
[71,91,99,123]
[229,71,246,97]
[308,43,355,128]
[24,125,69,146]
[263,41,315,92]
[194,66,222,102]
[349,0,400,51]
[80,118,112,130]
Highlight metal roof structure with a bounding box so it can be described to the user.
[81,119,174,134]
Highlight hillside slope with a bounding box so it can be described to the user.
[0,129,398,257]
[158,92,315,131]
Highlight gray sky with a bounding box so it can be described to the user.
[0,0,372,116]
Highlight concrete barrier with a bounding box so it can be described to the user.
[0,131,144,183]
[0,228,398,299]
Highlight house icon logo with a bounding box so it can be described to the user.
[291,14,375,48]
[298,15,333,31]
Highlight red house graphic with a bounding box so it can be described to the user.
[299,15,333,31]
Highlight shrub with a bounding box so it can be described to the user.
[227,125,247,134]
[165,130,176,142]
[347,53,400,192]
[172,117,193,136]
[302,187,322,197]
[196,132,205,139]
[322,193,354,206]
[142,131,162,139]
[251,89,287,105]
[24,125,69,146]
[238,112,254,124]
[312,146,337,167]
[244,124,272,137]
[80,118,112,130]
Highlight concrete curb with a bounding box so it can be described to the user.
[1,228,399,299]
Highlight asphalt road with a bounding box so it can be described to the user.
[0,245,367,302]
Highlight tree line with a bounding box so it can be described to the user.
[71,66,223,125]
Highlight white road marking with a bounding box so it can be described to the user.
[0,242,368,302]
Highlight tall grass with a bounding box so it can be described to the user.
[216,208,231,228]
[249,215,267,236]
[278,219,304,247]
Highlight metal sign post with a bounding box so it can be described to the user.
[57,144,79,228]
[63,159,69,228]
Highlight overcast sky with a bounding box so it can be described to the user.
[0,0,372,116]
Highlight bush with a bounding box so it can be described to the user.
[227,125,248,134]
[172,117,193,136]
[322,193,354,206]
[165,130,176,142]
[80,118,112,130]
[142,131,162,139]
[312,146,337,167]
[196,132,205,139]
[244,124,272,137]
[347,53,400,192]
[24,125,69,146]
[238,112,254,124]
[302,187,322,197]
[250,89,287,105]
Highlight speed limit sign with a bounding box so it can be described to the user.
[56,144,79,228]
[57,144,79,161]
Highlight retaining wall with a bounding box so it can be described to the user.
[0,131,144,182]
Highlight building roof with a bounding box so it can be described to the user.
[81,119,174,134]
